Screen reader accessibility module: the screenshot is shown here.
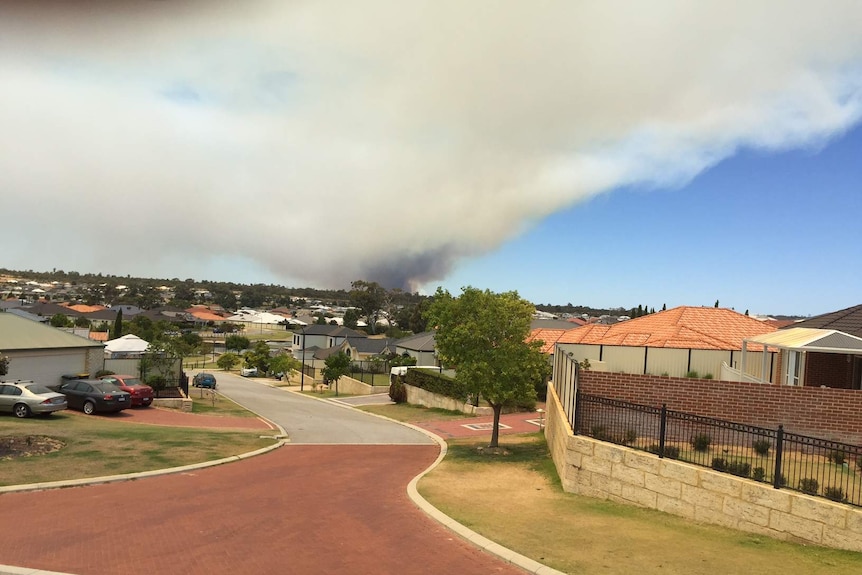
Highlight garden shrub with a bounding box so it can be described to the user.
[752,467,766,481]
[621,429,638,446]
[799,477,819,495]
[590,425,609,441]
[404,368,468,402]
[776,473,788,487]
[752,439,771,456]
[711,457,728,472]
[94,369,115,378]
[685,370,700,378]
[824,486,846,502]
[829,450,847,465]
[727,461,751,478]
[690,433,711,452]
[647,444,680,459]
[388,376,407,404]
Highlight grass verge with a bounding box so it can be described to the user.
[419,433,862,575]
[0,412,275,487]
[189,390,257,417]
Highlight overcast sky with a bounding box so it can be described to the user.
[2,1,861,315]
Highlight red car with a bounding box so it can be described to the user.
[100,375,154,407]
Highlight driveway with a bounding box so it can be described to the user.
[0,373,528,575]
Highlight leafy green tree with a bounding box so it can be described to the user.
[715,300,720,308]
[270,353,302,378]
[217,352,241,371]
[349,280,388,334]
[0,354,9,376]
[343,308,360,329]
[213,289,237,312]
[316,315,327,325]
[426,287,549,448]
[322,352,351,396]
[74,316,91,328]
[50,313,71,328]
[243,341,272,373]
[112,308,124,339]
[225,335,251,352]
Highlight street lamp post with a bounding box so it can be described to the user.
[300,326,307,391]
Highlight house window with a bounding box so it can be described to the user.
[786,351,803,386]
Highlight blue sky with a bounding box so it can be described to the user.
[433,124,862,317]
[2,3,861,317]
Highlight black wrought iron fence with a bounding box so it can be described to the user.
[574,391,862,507]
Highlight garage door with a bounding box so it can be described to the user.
[3,350,91,386]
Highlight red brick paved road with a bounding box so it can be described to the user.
[0,445,526,575]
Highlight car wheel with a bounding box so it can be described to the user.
[13,403,31,418]
[83,401,96,415]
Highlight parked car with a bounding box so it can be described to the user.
[241,367,258,377]
[193,373,217,389]
[100,374,154,407]
[58,379,131,415]
[0,381,67,418]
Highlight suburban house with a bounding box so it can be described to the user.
[737,304,862,389]
[555,306,778,380]
[0,312,104,385]
[393,331,439,366]
[291,325,367,356]
[339,336,396,361]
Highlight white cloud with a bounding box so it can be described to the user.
[2,1,862,288]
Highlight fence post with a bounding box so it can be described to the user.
[773,425,784,490]
[573,388,581,435]
[659,404,667,458]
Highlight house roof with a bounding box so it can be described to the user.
[345,336,395,355]
[301,325,366,338]
[66,304,107,314]
[187,308,227,322]
[526,328,569,354]
[557,306,778,351]
[395,331,436,352]
[0,312,104,351]
[530,319,584,331]
[787,304,862,338]
[745,327,862,354]
[22,302,83,317]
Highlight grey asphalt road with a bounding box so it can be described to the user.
[201,371,434,445]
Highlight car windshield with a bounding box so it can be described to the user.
[120,377,143,386]
[24,384,54,394]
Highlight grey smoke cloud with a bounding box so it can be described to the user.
[2,1,862,290]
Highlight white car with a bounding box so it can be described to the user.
[240,367,258,377]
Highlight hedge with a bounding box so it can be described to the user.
[404,368,470,402]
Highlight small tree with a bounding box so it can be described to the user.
[243,341,272,374]
[217,352,241,372]
[50,313,71,328]
[270,353,302,380]
[225,335,251,352]
[112,308,124,339]
[426,287,548,448]
[0,354,9,377]
[322,352,351,396]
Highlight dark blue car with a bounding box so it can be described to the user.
[193,373,217,389]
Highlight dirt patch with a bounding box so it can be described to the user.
[0,435,65,460]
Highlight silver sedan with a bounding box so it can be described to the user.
[0,381,68,418]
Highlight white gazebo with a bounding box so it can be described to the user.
[104,334,150,358]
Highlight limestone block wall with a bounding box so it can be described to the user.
[545,385,862,552]
[336,376,389,396]
[405,384,491,416]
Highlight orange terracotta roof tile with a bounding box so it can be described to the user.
[558,306,776,351]
[526,328,569,354]
[189,310,227,322]
[67,304,107,313]
[88,331,109,342]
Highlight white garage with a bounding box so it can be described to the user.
[0,313,104,387]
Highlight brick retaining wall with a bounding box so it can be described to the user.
[579,371,862,444]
